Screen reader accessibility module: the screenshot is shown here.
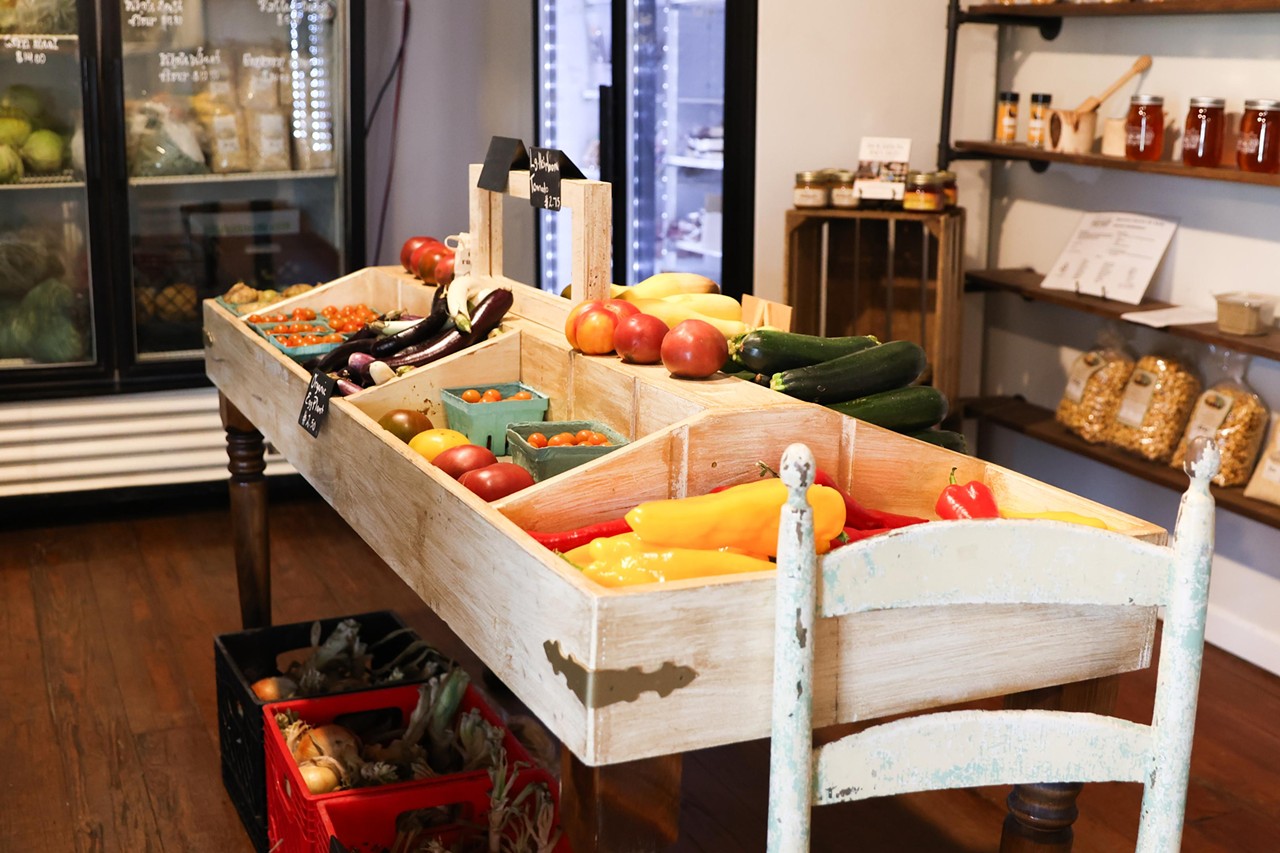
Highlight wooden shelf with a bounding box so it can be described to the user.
[952,141,1280,188]
[966,1,1280,20]
[967,396,1280,529]
[967,268,1280,363]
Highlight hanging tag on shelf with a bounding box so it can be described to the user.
[528,147,585,211]
[478,136,530,192]
[298,371,337,437]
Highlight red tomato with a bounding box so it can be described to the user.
[564,300,608,349]
[481,388,503,403]
[526,433,548,449]
[434,254,456,287]
[509,390,532,400]
[574,429,595,444]
[432,444,499,480]
[460,389,482,403]
[574,309,618,355]
[400,236,443,272]
[661,319,730,379]
[458,462,536,501]
[414,245,453,284]
[613,313,669,364]
[602,298,641,321]
[588,432,610,446]
[547,432,576,447]
[291,307,317,321]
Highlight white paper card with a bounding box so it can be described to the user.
[854,137,911,202]
[1041,212,1178,305]
[1119,306,1217,328]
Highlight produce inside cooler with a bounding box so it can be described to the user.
[1,68,84,184]
[0,208,90,365]
[0,0,77,35]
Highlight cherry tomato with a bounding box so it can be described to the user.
[548,432,577,447]
[588,432,610,446]
[481,388,503,403]
[526,433,548,449]
[574,429,595,445]
[246,314,265,324]
[509,390,533,401]
[460,389,482,403]
[291,307,317,321]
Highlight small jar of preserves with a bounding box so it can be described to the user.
[1125,94,1165,162]
[936,169,958,207]
[995,91,1019,144]
[793,171,829,208]
[1237,99,1280,174]
[829,169,858,209]
[902,171,945,212]
[1182,97,1225,168]
[1027,93,1052,148]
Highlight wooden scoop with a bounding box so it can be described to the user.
[1072,55,1153,115]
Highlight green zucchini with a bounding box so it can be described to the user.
[731,329,879,375]
[770,340,926,404]
[908,428,968,454]
[826,385,949,432]
[720,367,770,386]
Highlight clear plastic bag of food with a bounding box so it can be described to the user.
[127,99,209,177]
[191,74,249,174]
[1055,326,1135,444]
[238,43,288,111]
[1106,352,1201,463]
[1244,415,1280,506]
[1172,349,1269,486]
[245,109,291,172]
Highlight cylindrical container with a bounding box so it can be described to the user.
[1237,99,1280,174]
[793,171,829,208]
[1027,93,1052,148]
[902,171,945,212]
[995,92,1019,144]
[828,169,858,209]
[1182,97,1226,168]
[936,169,958,207]
[1125,95,1164,161]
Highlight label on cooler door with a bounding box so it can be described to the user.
[298,372,337,437]
[124,0,186,31]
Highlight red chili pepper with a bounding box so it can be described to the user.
[829,526,893,549]
[526,517,632,552]
[935,467,999,520]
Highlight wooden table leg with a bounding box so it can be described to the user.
[219,393,271,629]
[559,750,682,852]
[999,675,1121,853]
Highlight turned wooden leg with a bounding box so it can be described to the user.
[559,750,682,853]
[219,393,271,629]
[999,675,1120,853]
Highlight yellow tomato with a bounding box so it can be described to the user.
[407,428,471,463]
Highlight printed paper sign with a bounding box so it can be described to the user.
[1041,211,1177,305]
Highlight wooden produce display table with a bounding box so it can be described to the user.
[205,167,1164,852]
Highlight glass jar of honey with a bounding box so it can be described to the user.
[829,169,858,209]
[1237,99,1280,174]
[936,170,958,207]
[1125,94,1164,162]
[793,171,829,208]
[1182,97,1225,168]
[902,171,945,212]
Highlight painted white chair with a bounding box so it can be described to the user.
[766,441,1219,853]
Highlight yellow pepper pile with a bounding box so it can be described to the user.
[568,478,846,588]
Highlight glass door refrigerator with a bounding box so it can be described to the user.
[0,0,363,401]
[534,0,756,297]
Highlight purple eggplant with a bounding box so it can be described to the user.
[370,287,451,357]
[383,288,514,372]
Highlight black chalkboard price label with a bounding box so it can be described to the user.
[477,136,530,192]
[298,372,337,437]
[528,147,585,211]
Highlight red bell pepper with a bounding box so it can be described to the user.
[935,468,999,519]
[525,517,632,552]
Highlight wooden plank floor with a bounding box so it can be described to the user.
[3,485,1278,852]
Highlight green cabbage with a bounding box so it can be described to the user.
[0,278,87,363]
[20,129,64,173]
[1,85,43,122]
[0,143,23,184]
[0,109,31,148]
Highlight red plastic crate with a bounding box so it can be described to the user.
[320,767,568,853]
[264,681,533,853]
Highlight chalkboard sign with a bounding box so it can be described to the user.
[298,372,337,437]
[528,147,585,211]
[477,136,530,192]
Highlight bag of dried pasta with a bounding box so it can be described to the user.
[1106,352,1201,463]
[1171,349,1269,486]
[1055,327,1135,444]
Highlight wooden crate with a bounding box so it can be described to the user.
[783,207,965,405]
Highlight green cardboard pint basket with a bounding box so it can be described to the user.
[506,420,628,482]
[441,383,549,455]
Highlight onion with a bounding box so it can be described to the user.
[250,676,297,701]
[294,724,360,762]
[298,762,340,794]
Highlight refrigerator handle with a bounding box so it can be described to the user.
[598,84,616,186]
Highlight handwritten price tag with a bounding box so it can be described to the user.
[298,372,337,437]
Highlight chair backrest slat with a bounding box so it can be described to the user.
[820,520,1172,619]
[813,708,1152,805]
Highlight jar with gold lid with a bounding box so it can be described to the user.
[902,171,945,212]
[828,169,858,209]
[793,171,829,209]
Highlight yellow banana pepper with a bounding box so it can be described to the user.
[568,532,775,588]
[625,479,846,556]
[1001,509,1109,529]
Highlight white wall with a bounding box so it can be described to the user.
[364,0,534,281]
[752,2,1280,674]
